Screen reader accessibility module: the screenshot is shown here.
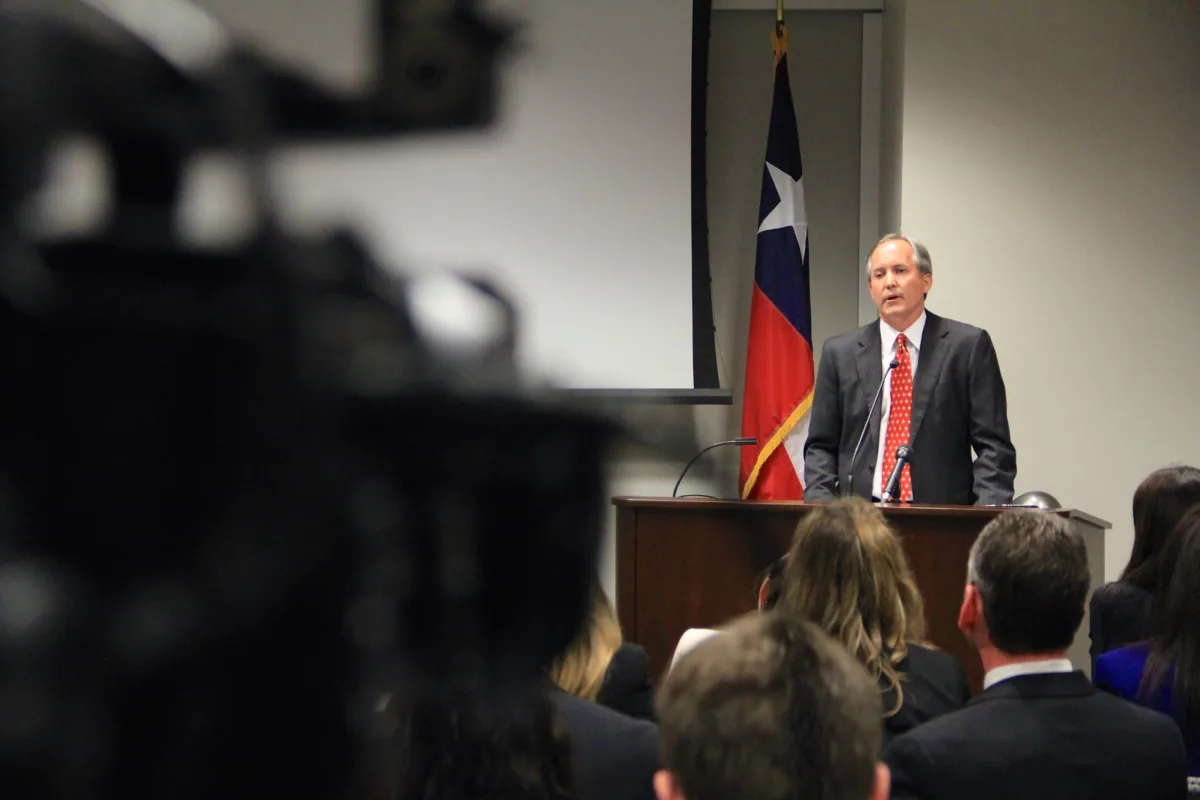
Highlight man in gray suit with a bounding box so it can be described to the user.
[803,234,1016,505]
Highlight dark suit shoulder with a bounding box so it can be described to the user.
[555,691,659,800]
[904,643,965,677]
[825,313,987,352]
[884,645,970,745]
[596,643,655,721]
[923,313,996,353]
[821,321,876,354]
[1090,581,1155,664]
[1092,580,1153,609]
[607,641,650,672]
[555,690,657,750]
[925,311,985,335]
[887,672,1185,764]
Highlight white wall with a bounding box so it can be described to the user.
[887,0,1200,578]
[193,0,698,390]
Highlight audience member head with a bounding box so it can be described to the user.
[960,511,1089,662]
[386,683,573,800]
[655,612,888,800]
[1141,505,1200,739]
[1121,465,1200,594]
[777,497,926,713]
[548,581,623,701]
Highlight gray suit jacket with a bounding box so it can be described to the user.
[803,311,1016,505]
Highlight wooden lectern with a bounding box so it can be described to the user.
[613,498,1109,694]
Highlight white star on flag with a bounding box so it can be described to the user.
[757,161,807,259]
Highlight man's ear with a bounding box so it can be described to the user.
[957,584,980,635]
[654,769,686,800]
[871,762,891,800]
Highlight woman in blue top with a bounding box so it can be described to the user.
[1095,504,1200,782]
[1089,465,1200,670]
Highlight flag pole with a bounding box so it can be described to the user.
[776,0,784,23]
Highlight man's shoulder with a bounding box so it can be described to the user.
[555,690,657,742]
[891,675,1181,748]
[1086,682,1176,730]
[926,312,988,342]
[886,695,984,749]
[554,691,660,800]
[823,321,876,353]
[1091,580,1151,607]
[904,643,967,681]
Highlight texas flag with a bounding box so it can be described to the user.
[739,22,814,501]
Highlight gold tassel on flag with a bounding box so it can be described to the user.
[772,1,788,67]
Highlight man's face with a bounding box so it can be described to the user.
[867,240,933,330]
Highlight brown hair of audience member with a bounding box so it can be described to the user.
[1140,504,1200,739]
[655,612,888,800]
[776,497,926,716]
[964,510,1089,654]
[548,582,623,701]
[1120,466,1200,597]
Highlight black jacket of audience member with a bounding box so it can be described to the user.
[882,643,971,746]
[554,689,659,800]
[596,642,655,722]
[883,671,1186,800]
[1088,580,1154,670]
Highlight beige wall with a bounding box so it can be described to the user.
[601,11,865,596]
[878,0,905,238]
[887,0,1200,578]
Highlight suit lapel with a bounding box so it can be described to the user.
[908,311,949,446]
[854,323,884,453]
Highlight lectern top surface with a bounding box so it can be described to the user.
[610,496,1110,530]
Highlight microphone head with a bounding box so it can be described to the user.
[888,358,899,369]
[735,437,758,446]
[896,445,913,459]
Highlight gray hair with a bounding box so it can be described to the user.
[966,540,986,594]
[864,233,933,279]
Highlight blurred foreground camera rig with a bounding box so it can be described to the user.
[0,2,617,797]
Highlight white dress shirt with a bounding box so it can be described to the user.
[872,311,927,499]
[982,658,1074,690]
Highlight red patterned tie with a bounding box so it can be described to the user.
[882,333,913,502]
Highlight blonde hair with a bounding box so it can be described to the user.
[777,497,927,716]
[548,583,623,701]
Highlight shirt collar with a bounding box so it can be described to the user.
[983,658,1075,690]
[879,310,927,357]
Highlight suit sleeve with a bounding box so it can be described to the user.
[966,330,1016,504]
[803,339,842,501]
[883,733,939,800]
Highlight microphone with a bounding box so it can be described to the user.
[880,445,915,503]
[844,359,899,497]
[672,437,758,498]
